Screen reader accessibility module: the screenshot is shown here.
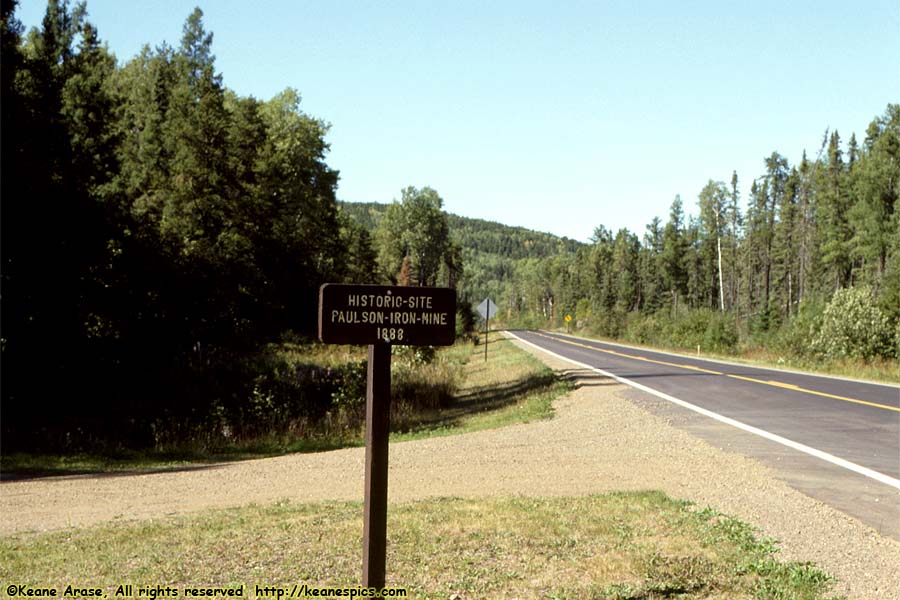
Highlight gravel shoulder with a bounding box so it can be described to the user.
[2,337,899,599]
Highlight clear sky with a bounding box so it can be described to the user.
[14,0,900,242]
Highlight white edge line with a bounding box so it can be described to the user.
[507,331,900,491]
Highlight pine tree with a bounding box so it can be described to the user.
[2,0,127,433]
[726,171,743,312]
[661,196,688,316]
[640,217,665,313]
[818,131,853,289]
[612,229,640,312]
[850,106,899,290]
[772,167,800,320]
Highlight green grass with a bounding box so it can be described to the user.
[1,337,844,598]
[0,492,843,599]
[391,332,572,441]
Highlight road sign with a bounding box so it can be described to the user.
[564,314,572,322]
[476,298,498,320]
[319,284,456,346]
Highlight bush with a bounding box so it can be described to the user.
[702,311,739,354]
[592,309,627,338]
[456,302,478,340]
[666,309,709,350]
[624,312,664,345]
[770,301,825,358]
[813,286,896,360]
[622,309,738,354]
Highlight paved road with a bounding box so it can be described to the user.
[509,330,900,537]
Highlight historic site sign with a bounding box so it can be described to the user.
[319,284,456,346]
[318,283,456,588]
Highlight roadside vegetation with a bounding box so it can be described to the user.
[2,3,465,457]
[344,106,900,384]
[4,1,897,458]
[1,333,568,478]
[548,286,900,383]
[1,492,843,599]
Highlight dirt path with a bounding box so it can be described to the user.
[2,339,898,599]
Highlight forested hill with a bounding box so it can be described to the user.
[339,201,584,303]
[339,201,583,258]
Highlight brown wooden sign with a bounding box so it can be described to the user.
[317,283,457,586]
[318,284,456,346]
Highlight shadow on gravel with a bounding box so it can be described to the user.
[1,462,230,483]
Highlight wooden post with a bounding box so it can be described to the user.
[362,342,391,587]
[484,299,490,362]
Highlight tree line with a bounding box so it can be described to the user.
[496,110,899,361]
[345,109,899,363]
[0,1,462,451]
[2,1,895,452]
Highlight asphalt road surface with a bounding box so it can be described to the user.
[509,330,900,538]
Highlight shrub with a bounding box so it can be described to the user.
[813,286,895,360]
[666,309,711,350]
[624,312,663,345]
[592,309,627,338]
[771,301,825,358]
[702,311,739,354]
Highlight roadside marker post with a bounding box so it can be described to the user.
[476,298,498,362]
[318,284,456,587]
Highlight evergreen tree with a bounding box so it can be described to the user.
[795,150,820,305]
[772,167,800,320]
[661,196,688,315]
[850,106,899,295]
[640,217,665,313]
[608,230,639,313]
[726,171,743,311]
[338,208,379,284]
[589,225,615,313]
[818,131,853,289]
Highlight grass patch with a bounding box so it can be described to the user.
[0,492,843,599]
[391,331,572,441]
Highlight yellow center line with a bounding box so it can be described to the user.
[534,331,900,413]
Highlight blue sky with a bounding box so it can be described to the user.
[15,0,900,242]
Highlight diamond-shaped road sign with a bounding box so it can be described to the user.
[476,298,498,320]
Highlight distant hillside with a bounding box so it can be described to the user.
[338,201,585,305]
[339,201,583,258]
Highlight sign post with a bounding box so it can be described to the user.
[319,284,456,587]
[476,298,498,362]
[362,342,390,585]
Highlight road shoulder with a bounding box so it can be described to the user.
[505,331,900,600]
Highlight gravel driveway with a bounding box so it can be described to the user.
[2,338,898,599]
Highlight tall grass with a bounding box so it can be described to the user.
[2,333,570,476]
